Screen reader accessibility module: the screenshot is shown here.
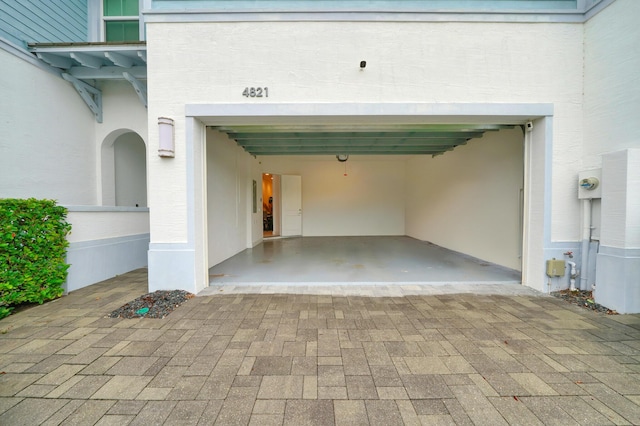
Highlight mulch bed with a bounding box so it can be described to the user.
[550,289,618,315]
[108,290,194,319]
[109,289,619,318]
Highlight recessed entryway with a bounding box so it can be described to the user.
[156,103,553,295]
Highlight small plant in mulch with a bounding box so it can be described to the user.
[108,290,194,319]
[551,289,618,315]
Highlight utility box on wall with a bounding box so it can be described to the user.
[578,169,602,199]
[546,259,565,277]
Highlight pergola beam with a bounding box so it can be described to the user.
[105,51,134,68]
[70,52,103,69]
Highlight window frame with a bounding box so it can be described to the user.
[98,0,144,42]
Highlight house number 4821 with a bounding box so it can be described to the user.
[242,87,268,98]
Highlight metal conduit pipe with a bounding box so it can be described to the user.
[580,198,592,290]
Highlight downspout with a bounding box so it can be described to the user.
[580,198,592,290]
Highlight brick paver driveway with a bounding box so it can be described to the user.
[1,269,639,425]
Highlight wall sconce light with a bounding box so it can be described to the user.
[158,117,175,157]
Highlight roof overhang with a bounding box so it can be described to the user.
[28,42,148,122]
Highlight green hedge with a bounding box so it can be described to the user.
[0,199,71,319]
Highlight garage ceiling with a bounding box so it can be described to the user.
[214,124,516,156]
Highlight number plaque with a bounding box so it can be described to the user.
[242,87,269,98]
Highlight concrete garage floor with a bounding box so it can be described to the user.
[206,236,521,294]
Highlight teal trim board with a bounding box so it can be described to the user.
[150,0,592,12]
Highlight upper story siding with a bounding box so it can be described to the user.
[0,0,87,48]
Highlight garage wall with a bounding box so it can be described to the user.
[259,156,406,236]
[406,128,524,271]
[207,129,259,267]
[0,48,96,205]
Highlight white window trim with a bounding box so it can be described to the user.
[90,0,144,42]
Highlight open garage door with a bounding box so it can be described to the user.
[205,121,524,284]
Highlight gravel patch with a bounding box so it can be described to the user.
[108,290,194,319]
[551,289,618,315]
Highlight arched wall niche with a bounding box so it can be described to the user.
[101,129,147,207]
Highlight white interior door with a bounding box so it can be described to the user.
[281,175,302,236]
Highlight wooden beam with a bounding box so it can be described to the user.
[68,66,147,80]
[36,52,73,69]
[105,51,133,68]
[123,72,147,108]
[70,52,103,69]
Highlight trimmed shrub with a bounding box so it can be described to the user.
[0,199,71,319]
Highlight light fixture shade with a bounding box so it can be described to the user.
[158,117,175,157]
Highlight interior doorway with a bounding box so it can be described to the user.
[262,173,302,238]
[262,173,279,238]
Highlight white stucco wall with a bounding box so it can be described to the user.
[65,207,150,292]
[66,208,150,243]
[583,0,640,169]
[98,81,148,139]
[207,129,258,267]
[0,51,151,291]
[582,0,640,312]
[259,156,406,237]
[406,128,524,271]
[598,150,640,250]
[146,20,584,244]
[595,148,640,313]
[0,49,97,204]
